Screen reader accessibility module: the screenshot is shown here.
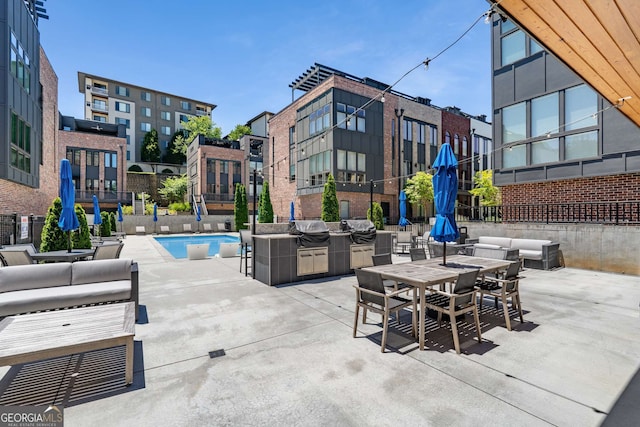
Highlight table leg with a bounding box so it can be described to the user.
[419,285,426,350]
[125,336,134,385]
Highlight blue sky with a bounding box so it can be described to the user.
[38,0,493,134]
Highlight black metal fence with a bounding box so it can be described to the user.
[0,214,46,247]
[455,202,640,225]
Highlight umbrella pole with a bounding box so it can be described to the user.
[443,242,446,266]
[67,231,71,253]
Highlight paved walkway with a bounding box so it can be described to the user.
[1,234,639,426]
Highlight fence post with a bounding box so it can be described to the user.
[615,202,619,225]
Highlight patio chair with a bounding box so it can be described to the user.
[424,270,482,354]
[203,223,213,232]
[183,224,192,233]
[239,229,252,276]
[0,249,36,266]
[393,231,414,254]
[371,253,411,292]
[135,226,146,235]
[4,243,38,256]
[353,268,416,352]
[427,241,458,258]
[160,225,170,234]
[409,248,427,261]
[477,261,523,331]
[92,242,124,260]
[217,223,226,232]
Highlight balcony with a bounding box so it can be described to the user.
[195,110,208,116]
[91,102,108,113]
[91,86,108,96]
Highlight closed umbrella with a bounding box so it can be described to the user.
[289,201,295,222]
[429,142,459,265]
[153,203,158,234]
[117,202,124,233]
[92,195,102,238]
[398,190,410,228]
[196,205,201,232]
[58,159,79,252]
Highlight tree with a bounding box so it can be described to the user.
[71,204,92,249]
[100,211,112,237]
[258,181,274,223]
[234,183,249,230]
[367,202,384,230]
[404,171,434,217]
[163,130,187,164]
[141,129,161,162]
[110,212,117,233]
[158,174,188,204]
[470,170,501,206]
[172,116,222,156]
[321,173,340,222]
[228,124,251,141]
[40,198,66,252]
[128,164,143,172]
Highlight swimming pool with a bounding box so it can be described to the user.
[154,235,240,259]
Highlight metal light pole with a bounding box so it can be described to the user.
[395,108,404,223]
[369,179,374,220]
[252,169,257,235]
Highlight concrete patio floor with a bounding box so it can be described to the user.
[1,234,639,426]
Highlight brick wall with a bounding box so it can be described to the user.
[502,173,640,205]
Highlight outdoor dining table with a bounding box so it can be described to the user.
[362,255,514,351]
[31,248,95,263]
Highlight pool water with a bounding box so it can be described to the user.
[154,235,240,259]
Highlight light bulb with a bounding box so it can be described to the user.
[381,94,385,103]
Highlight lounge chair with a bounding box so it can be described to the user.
[353,268,417,352]
[239,229,252,276]
[183,224,192,233]
[424,270,482,354]
[92,242,124,260]
[393,231,414,254]
[160,225,170,234]
[0,249,35,266]
[217,223,226,232]
[477,261,523,331]
[135,226,146,235]
[203,223,212,232]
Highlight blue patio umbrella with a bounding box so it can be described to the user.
[289,201,295,222]
[196,205,201,232]
[117,202,124,232]
[398,190,411,228]
[58,159,79,252]
[429,142,459,265]
[92,195,102,237]
[153,203,158,233]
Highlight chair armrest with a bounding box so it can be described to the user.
[482,275,519,285]
[131,261,139,321]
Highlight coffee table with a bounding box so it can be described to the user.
[0,302,135,384]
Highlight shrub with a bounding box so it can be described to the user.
[258,181,274,223]
[72,204,92,249]
[168,202,190,212]
[128,164,143,172]
[367,202,384,230]
[234,184,248,230]
[100,211,112,237]
[321,173,339,222]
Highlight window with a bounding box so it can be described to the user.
[141,91,151,102]
[336,103,365,132]
[161,126,171,135]
[161,96,171,106]
[104,180,117,192]
[10,112,31,173]
[418,124,426,144]
[115,85,129,97]
[308,104,330,135]
[179,114,189,123]
[105,152,117,168]
[115,117,130,128]
[289,126,296,181]
[86,151,100,166]
[9,31,30,93]
[85,178,99,191]
[501,30,526,65]
[503,145,526,168]
[430,126,438,146]
[141,122,151,132]
[462,137,468,157]
[161,111,171,121]
[531,138,559,164]
[531,93,559,137]
[307,151,332,186]
[180,101,191,110]
[501,20,516,33]
[502,102,526,143]
[115,102,130,113]
[93,115,107,122]
[445,131,451,145]
[454,134,460,155]
[565,85,597,131]
[530,39,544,55]
[141,107,151,117]
[93,99,107,110]
[403,120,413,141]
[336,149,365,184]
[565,131,598,160]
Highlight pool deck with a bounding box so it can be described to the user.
[1,234,639,426]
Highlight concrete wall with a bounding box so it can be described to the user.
[462,222,640,275]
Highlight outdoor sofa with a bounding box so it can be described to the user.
[0,258,139,320]
[465,236,560,270]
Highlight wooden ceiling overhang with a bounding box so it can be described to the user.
[491,0,640,128]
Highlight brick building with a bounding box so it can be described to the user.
[267,64,489,223]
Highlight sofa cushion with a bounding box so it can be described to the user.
[518,249,543,260]
[0,262,72,293]
[474,243,502,250]
[478,236,513,248]
[72,258,132,285]
[0,280,132,317]
[511,239,551,251]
